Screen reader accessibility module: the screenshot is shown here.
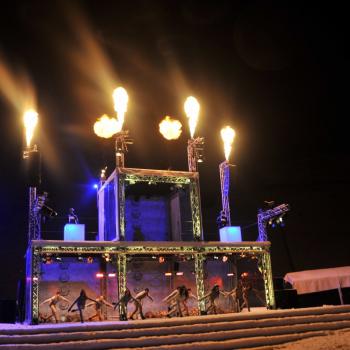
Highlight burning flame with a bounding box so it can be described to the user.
[23,109,38,147]
[94,114,120,138]
[159,116,182,140]
[113,87,128,130]
[184,96,200,138]
[221,126,236,161]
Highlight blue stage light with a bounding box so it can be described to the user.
[93,183,98,189]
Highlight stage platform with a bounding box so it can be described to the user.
[1,305,350,349]
[25,240,275,324]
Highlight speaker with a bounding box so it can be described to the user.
[24,150,41,187]
[275,289,298,309]
[0,300,16,323]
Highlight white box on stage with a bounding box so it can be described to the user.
[64,224,85,241]
[219,226,242,242]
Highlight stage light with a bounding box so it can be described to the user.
[32,277,38,282]
[227,273,234,277]
[184,96,200,138]
[176,272,184,276]
[213,255,219,260]
[93,183,98,189]
[222,255,228,262]
[151,256,157,260]
[87,256,94,264]
[220,126,235,161]
[159,256,165,263]
[241,272,249,278]
[108,273,116,278]
[55,256,62,262]
[96,273,104,278]
[104,253,111,262]
[23,109,39,148]
[77,255,83,262]
[164,272,172,276]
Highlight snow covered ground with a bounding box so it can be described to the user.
[0,306,349,349]
[252,328,350,350]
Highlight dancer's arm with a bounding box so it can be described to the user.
[39,297,52,306]
[59,296,70,303]
[68,298,78,312]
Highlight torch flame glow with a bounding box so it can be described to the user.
[112,87,128,130]
[159,116,182,140]
[221,126,236,161]
[184,96,200,138]
[23,109,38,147]
[94,114,120,138]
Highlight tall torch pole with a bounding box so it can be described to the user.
[23,110,40,244]
[219,126,236,226]
[184,96,203,172]
[113,87,131,168]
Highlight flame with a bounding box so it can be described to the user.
[23,109,39,147]
[112,87,128,130]
[221,126,236,161]
[184,96,200,138]
[159,116,182,140]
[93,114,120,138]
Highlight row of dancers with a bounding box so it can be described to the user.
[39,281,254,323]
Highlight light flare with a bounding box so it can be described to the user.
[184,96,200,138]
[93,114,120,138]
[159,116,182,140]
[220,126,236,161]
[113,87,128,131]
[23,109,38,147]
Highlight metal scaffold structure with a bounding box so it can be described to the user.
[257,203,291,242]
[26,240,275,323]
[219,160,231,226]
[24,89,277,324]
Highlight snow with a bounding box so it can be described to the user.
[250,329,350,350]
[0,306,349,349]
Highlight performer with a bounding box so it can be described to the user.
[87,295,114,321]
[39,291,69,323]
[224,287,241,313]
[129,288,153,320]
[164,285,195,317]
[199,284,226,314]
[68,289,95,323]
[113,288,134,321]
[239,279,252,312]
[68,208,79,224]
[180,287,197,316]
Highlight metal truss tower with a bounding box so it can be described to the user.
[219,160,231,226]
[257,203,290,241]
[187,137,204,172]
[115,130,133,167]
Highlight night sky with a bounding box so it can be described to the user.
[0,1,348,300]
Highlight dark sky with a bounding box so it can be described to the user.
[0,0,348,299]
